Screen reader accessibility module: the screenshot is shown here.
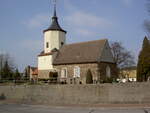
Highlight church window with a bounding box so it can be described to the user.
[46,42,49,48]
[61,42,64,46]
[70,79,72,84]
[74,66,80,78]
[106,66,111,78]
[61,68,67,78]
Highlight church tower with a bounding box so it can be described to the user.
[43,2,66,53]
[38,1,66,79]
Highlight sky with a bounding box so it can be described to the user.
[0,0,148,71]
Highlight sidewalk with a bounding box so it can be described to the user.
[0,99,150,109]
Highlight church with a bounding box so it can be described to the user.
[37,3,118,84]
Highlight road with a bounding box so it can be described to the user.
[0,103,150,113]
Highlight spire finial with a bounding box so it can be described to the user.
[43,0,66,33]
[53,0,57,17]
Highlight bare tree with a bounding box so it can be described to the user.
[111,42,135,69]
[0,53,15,69]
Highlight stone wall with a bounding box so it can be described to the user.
[54,62,117,84]
[54,63,99,84]
[38,70,50,79]
[98,62,118,81]
[0,83,150,104]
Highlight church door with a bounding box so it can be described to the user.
[49,72,58,84]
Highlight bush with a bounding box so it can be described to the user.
[0,93,6,100]
[14,80,27,85]
[102,77,117,83]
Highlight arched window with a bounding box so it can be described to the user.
[106,66,111,78]
[61,68,67,78]
[74,66,80,78]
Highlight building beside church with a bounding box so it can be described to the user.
[119,66,137,82]
[37,4,118,84]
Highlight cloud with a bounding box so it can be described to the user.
[76,29,94,36]
[23,13,49,29]
[66,11,112,28]
[63,0,76,12]
[65,11,112,36]
[122,0,133,6]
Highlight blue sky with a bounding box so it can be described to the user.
[0,0,148,71]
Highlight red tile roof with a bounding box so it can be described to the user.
[30,67,38,75]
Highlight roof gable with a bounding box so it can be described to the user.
[99,40,115,63]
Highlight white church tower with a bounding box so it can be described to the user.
[38,2,66,79]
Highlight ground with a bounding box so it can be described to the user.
[0,103,150,113]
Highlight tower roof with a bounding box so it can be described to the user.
[43,3,66,33]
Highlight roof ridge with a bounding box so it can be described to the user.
[65,38,107,46]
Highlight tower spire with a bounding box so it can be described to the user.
[53,0,57,17]
[43,0,66,33]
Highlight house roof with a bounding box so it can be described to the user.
[53,39,107,65]
[38,48,58,57]
[30,67,38,75]
[38,51,53,56]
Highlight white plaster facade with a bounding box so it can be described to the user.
[37,3,67,79]
[38,30,66,73]
[38,55,53,70]
[44,31,66,53]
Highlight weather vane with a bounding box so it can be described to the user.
[53,0,57,8]
[52,0,57,16]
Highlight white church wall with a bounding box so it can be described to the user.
[58,31,66,47]
[44,31,66,53]
[38,55,53,70]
